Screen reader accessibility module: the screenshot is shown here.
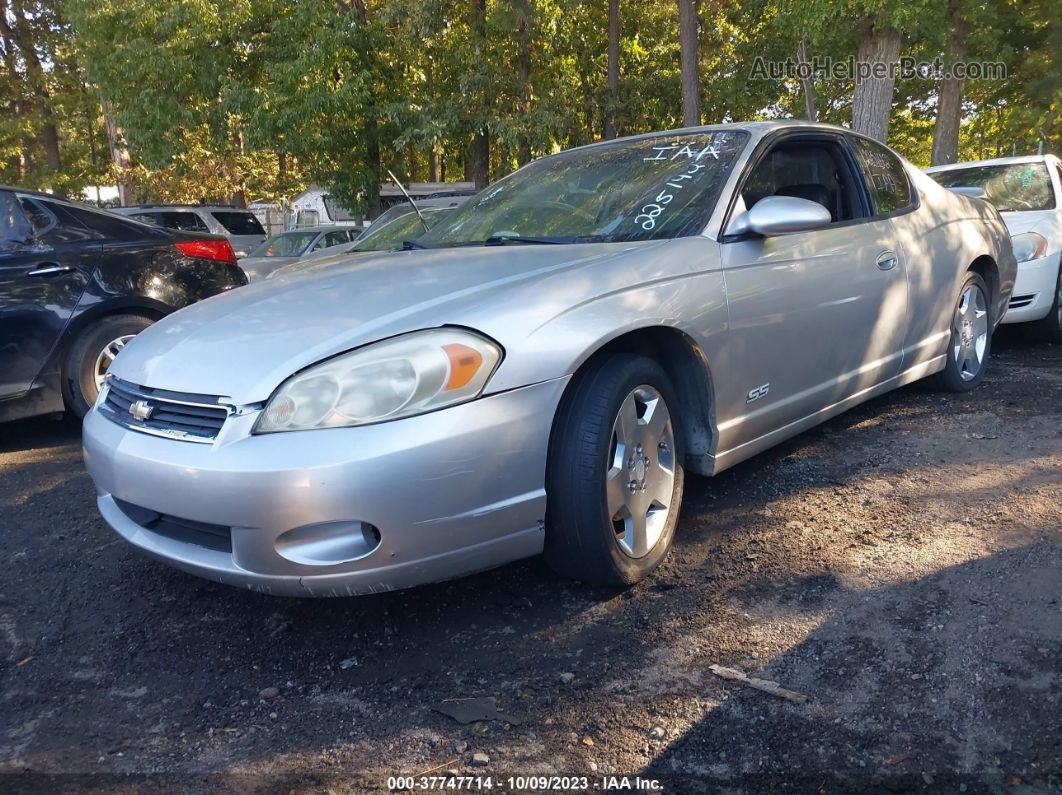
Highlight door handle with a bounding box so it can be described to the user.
[876,250,898,271]
[26,264,73,277]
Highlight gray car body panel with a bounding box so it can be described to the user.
[84,121,1016,596]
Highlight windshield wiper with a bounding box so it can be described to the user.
[482,235,567,246]
[400,239,430,250]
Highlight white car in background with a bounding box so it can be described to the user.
[927,155,1062,341]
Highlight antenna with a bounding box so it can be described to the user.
[385,169,430,233]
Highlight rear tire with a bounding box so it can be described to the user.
[544,354,685,586]
[1029,260,1062,343]
[927,271,992,392]
[62,314,154,419]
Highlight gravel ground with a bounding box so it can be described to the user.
[1,330,1059,794]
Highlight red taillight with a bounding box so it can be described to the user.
[174,240,238,266]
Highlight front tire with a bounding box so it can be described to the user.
[1030,260,1062,343]
[545,354,685,586]
[928,271,992,392]
[62,314,154,418]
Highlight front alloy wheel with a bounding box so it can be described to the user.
[545,353,685,586]
[606,385,677,558]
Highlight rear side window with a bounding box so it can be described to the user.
[156,211,209,232]
[211,211,265,235]
[18,198,93,243]
[52,203,150,241]
[850,137,915,215]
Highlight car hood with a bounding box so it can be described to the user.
[1000,209,1058,239]
[110,242,650,403]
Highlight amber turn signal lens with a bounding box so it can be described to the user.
[443,343,484,390]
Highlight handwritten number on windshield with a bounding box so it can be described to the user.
[635,155,710,231]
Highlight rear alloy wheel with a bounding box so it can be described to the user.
[1030,261,1062,343]
[63,314,155,418]
[545,354,684,586]
[929,271,992,392]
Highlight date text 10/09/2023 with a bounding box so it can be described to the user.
[387,775,664,791]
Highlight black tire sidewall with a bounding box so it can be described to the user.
[545,354,685,585]
[62,314,154,418]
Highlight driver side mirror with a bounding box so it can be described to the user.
[728,196,833,237]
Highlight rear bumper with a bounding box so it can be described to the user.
[83,377,568,597]
[1001,252,1059,323]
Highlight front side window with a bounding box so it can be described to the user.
[739,140,865,224]
[418,131,749,247]
[851,137,914,215]
[931,163,1055,212]
[211,211,265,235]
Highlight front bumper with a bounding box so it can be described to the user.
[83,377,568,597]
[1001,252,1060,323]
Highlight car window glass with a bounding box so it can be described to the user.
[19,198,54,235]
[0,192,33,250]
[52,203,147,241]
[931,163,1055,212]
[131,213,159,226]
[18,198,89,244]
[851,137,914,214]
[323,231,347,247]
[740,141,864,223]
[210,211,265,235]
[156,211,209,232]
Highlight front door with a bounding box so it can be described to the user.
[714,134,909,456]
[0,193,95,399]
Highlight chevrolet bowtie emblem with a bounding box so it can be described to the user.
[129,399,154,421]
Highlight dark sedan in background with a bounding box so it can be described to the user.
[0,188,246,423]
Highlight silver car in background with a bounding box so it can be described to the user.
[83,122,1015,597]
[927,155,1062,341]
[238,226,359,282]
[113,204,267,258]
[267,198,467,280]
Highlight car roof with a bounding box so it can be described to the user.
[925,155,1057,173]
[117,205,252,211]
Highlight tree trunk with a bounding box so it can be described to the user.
[851,24,901,142]
[101,100,134,206]
[364,115,382,218]
[797,39,818,122]
[470,0,490,187]
[471,130,490,189]
[603,0,620,139]
[4,0,62,177]
[429,149,440,182]
[677,0,700,127]
[930,3,965,166]
[516,7,532,165]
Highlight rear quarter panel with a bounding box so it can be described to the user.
[899,168,1015,371]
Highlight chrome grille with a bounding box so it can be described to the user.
[99,377,232,443]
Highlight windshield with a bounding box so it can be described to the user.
[932,163,1055,212]
[211,210,266,235]
[250,231,318,258]
[352,208,456,252]
[417,131,747,247]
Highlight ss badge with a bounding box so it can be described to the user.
[746,383,770,403]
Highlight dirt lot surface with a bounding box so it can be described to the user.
[1,330,1060,794]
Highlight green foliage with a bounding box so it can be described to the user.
[1,0,1057,205]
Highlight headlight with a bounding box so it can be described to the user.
[254,328,502,433]
[1011,232,1047,263]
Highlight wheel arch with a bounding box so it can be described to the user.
[559,326,717,476]
[967,254,1000,323]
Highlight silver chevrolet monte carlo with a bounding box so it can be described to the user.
[82,122,1015,597]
